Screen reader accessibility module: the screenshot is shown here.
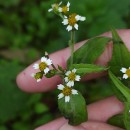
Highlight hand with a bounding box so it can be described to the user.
[16,29,130,130]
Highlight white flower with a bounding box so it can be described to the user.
[58,2,70,13]
[120,67,130,79]
[62,13,86,31]
[31,72,43,82]
[48,2,62,12]
[57,84,78,102]
[33,56,52,74]
[64,68,81,87]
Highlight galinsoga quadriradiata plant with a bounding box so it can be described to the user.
[31,1,130,128]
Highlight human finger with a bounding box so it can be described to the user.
[59,121,124,130]
[17,29,130,93]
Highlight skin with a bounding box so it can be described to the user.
[16,29,130,130]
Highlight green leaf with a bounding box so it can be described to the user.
[58,92,87,125]
[109,29,130,75]
[107,114,125,128]
[70,64,108,76]
[67,36,111,67]
[108,71,130,102]
[111,28,123,42]
[123,102,130,130]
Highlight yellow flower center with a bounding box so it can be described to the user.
[68,13,77,26]
[39,62,47,71]
[34,72,43,80]
[126,69,130,77]
[62,86,72,96]
[62,6,68,13]
[68,72,76,81]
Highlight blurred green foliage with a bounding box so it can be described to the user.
[0,0,130,129]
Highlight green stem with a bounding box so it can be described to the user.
[69,31,75,66]
[45,52,57,70]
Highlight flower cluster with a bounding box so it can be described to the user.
[120,67,130,79]
[64,68,81,87]
[48,2,62,13]
[57,84,78,102]
[31,53,81,102]
[62,14,86,31]
[32,54,52,82]
[48,1,86,31]
[32,58,81,102]
[57,69,81,102]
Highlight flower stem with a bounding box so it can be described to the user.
[45,51,57,70]
[69,31,75,66]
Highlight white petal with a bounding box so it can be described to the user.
[123,74,128,79]
[74,24,78,30]
[57,84,64,90]
[120,67,127,73]
[66,25,72,31]
[65,71,71,76]
[48,8,53,12]
[75,75,81,81]
[67,81,74,87]
[62,19,68,25]
[58,7,62,12]
[46,59,52,65]
[72,89,78,95]
[44,67,49,74]
[65,96,70,102]
[64,15,67,18]
[33,64,39,69]
[75,15,81,21]
[67,2,70,7]
[59,1,62,6]
[72,68,76,73]
[41,57,47,62]
[37,79,41,82]
[80,16,86,21]
[64,77,69,82]
[52,4,55,8]
[58,93,64,99]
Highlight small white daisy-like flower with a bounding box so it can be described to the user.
[58,2,70,14]
[31,72,43,82]
[64,68,81,87]
[57,84,78,102]
[33,57,52,74]
[48,1,62,12]
[62,13,86,31]
[120,67,130,79]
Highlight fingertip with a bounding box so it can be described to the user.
[87,96,124,122]
[16,69,61,93]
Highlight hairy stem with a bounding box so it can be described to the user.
[69,31,75,66]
